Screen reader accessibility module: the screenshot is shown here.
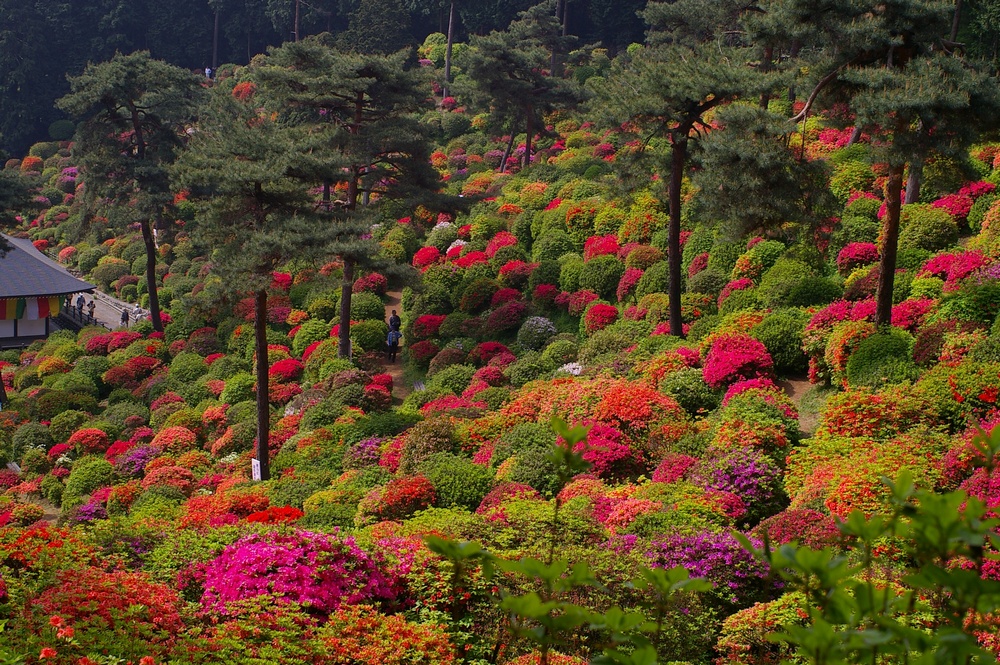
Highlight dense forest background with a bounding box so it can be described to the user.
[0,0,655,155]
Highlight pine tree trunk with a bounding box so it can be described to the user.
[905,161,922,204]
[759,46,774,109]
[500,127,516,174]
[254,288,271,481]
[951,0,963,43]
[212,10,220,71]
[876,163,905,328]
[338,259,355,358]
[668,137,686,338]
[140,219,163,332]
[443,2,455,97]
[847,125,863,146]
[523,109,533,169]
[294,0,301,41]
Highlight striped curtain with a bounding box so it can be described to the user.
[0,297,63,320]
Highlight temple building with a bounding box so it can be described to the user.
[0,234,95,347]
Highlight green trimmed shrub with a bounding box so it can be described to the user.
[63,456,115,508]
[352,320,389,354]
[898,204,959,252]
[635,261,671,299]
[786,276,843,307]
[758,259,813,308]
[559,257,585,293]
[419,453,495,510]
[350,292,385,321]
[659,368,721,416]
[752,309,810,375]
[579,255,626,301]
[426,364,476,396]
[292,319,331,357]
[846,328,918,388]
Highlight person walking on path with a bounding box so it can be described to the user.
[87,300,96,322]
[386,328,402,363]
[120,308,129,328]
[76,294,85,316]
[388,309,401,331]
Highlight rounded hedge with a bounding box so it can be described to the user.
[845,328,919,388]
[579,255,626,301]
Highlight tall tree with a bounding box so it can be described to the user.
[693,104,836,241]
[58,52,204,333]
[173,83,341,481]
[766,0,1000,326]
[0,170,30,252]
[252,37,442,359]
[593,0,755,337]
[458,0,580,171]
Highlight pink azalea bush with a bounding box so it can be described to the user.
[836,242,879,276]
[702,334,774,390]
[200,530,395,614]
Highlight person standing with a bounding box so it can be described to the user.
[386,328,402,363]
[388,309,401,331]
[87,300,96,322]
[76,294,85,315]
[120,308,129,328]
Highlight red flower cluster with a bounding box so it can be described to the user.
[245,505,304,524]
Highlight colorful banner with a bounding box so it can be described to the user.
[0,297,62,320]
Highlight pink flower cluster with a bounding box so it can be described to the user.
[717,278,753,309]
[836,242,879,276]
[583,235,620,261]
[200,530,395,614]
[702,334,774,389]
[932,193,973,220]
[918,250,991,290]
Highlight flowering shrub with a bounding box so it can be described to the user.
[583,234,620,261]
[836,242,879,276]
[149,426,198,454]
[567,290,599,316]
[312,605,456,664]
[67,428,110,454]
[201,530,395,614]
[583,303,619,334]
[651,453,698,483]
[412,314,447,340]
[718,278,754,309]
[356,475,437,525]
[270,358,304,382]
[647,531,775,606]
[141,465,196,495]
[702,334,774,390]
[413,246,441,269]
[353,272,388,295]
[246,505,305,524]
[616,267,643,303]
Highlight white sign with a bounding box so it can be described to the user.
[251,458,261,481]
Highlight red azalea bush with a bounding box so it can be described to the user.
[703,334,774,390]
[468,342,511,366]
[616,268,643,302]
[358,475,437,524]
[485,300,528,333]
[102,356,162,390]
[918,250,991,289]
[408,340,440,368]
[353,272,388,295]
[584,303,619,334]
[718,278,754,309]
[245,505,305,524]
[37,568,184,646]
[583,235,620,261]
[150,426,198,454]
[534,283,559,305]
[498,260,537,289]
[836,242,879,275]
[688,252,710,278]
[651,453,698,483]
[269,358,304,382]
[67,428,111,454]
[485,231,518,257]
[413,246,441,269]
[412,314,447,340]
[567,290,600,316]
[490,287,522,308]
[141,465,196,495]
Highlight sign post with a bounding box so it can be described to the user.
[251,458,261,482]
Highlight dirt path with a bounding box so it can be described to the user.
[382,289,411,403]
[778,376,821,437]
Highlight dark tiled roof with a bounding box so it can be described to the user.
[0,234,96,299]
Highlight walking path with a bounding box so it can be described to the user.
[62,289,146,331]
[382,289,412,403]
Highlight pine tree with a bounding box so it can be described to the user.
[57,52,204,333]
[592,0,756,337]
[457,0,580,171]
[252,37,442,359]
[172,84,340,481]
[767,0,1000,326]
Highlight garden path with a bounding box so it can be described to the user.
[778,376,819,437]
[382,289,411,402]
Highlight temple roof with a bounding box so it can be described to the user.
[0,234,96,299]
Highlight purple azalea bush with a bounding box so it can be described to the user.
[647,530,777,606]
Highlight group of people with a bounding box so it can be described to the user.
[72,294,144,328]
[386,310,402,363]
[74,294,96,322]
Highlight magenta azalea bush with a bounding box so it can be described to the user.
[836,242,879,276]
[200,530,395,614]
[702,334,774,390]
